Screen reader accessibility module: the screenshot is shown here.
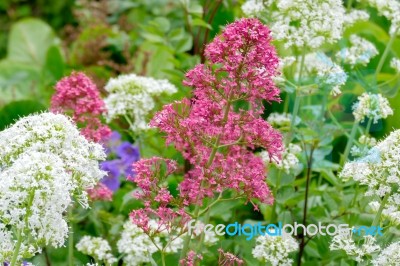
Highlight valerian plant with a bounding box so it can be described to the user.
[127,18,283,265]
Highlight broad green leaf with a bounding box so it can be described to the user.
[191,18,212,30]
[7,18,59,66]
[44,45,65,80]
[0,100,46,130]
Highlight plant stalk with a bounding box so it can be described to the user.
[375,29,398,76]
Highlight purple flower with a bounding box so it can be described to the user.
[116,142,140,161]
[100,160,121,191]
[103,131,122,154]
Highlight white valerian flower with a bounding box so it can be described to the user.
[76,236,117,265]
[352,93,393,123]
[117,220,184,266]
[372,241,400,265]
[343,10,370,28]
[260,143,302,174]
[351,135,378,158]
[241,0,267,16]
[365,0,400,36]
[0,113,106,262]
[267,112,300,130]
[330,234,380,262]
[303,53,348,95]
[337,35,378,67]
[390,58,400,73]
[117,221,160,266]
[104,74,177,131]
[272,0,345,49]
[370,193,400,225]
[252,233,298,266]
[340,130,400,201]
[241,0,345,49]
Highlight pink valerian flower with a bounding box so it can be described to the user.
[51,72,111,142]
[129,158,190,235]
[179,251,203,266]
[218,249,244,266]
[87,183,113,201]
[151,18,283,206]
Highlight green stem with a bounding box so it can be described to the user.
[372,194,389,227]
[375,29,398,77]
[271,170,282,222]
[365,118,373,136]
[10,230,23,266]
[346,0,353,10]
[161,252,166,266]
[342,120,359,165]
[68,208,74,266]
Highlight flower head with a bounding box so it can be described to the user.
[372,241,400,265]
[76,236,117,265]
[337,35,378,67]
[104,74,177,131]
[51,72,111,142]
[352,93,393,123]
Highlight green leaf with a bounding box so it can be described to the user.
[0,100,46,130]
[7,18,59,66]
[191,18,212,30]
[44,45,65,80]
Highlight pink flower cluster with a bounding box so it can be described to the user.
[51,72,111,142]
[87,183,113,201]
[218,249,244,266]
[179,251,203,266]
[151,18,282,206]
[129,158,190,234]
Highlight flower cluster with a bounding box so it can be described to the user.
[252,233,298,266]
[179,251,203,266]
[343,10,370,27]
[330,234,380,262]
[337,35,378,67]
[218,249,244,266]
[51,72,111,142]
[104,74,177,131]
[340,130,400,198]
[151,18,282,206]
[267,112,300,131]
[365,0,400,36]
[0,113,106,261]
[390,58,400,73]
[372,241,400,265]
[352,93,393,123]
[76,236,117,265]
[303,53,348,95]
[369,193,400,225]
[242,0,346,49]
[117,220,184,266]
[260,143,302,174]
[351,135,378,158]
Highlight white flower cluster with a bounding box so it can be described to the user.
[337,35,378,67]
[76,236,117,265]
[117,220,184,266]
[372,241,400,266]
[365,0,400,36]
[340,130,400,199]
[351,135,377,158]
[271,0,345,49]
[260,143,302,174]
[369,193,400,225]
[104,74,177,131]
[352,93,393,123]
[343,10,370,28]
[241,0,267,17]
[330,234,380,262]
[252,233,298,266]
[390,58,400,73]
[267,112,300,130]
[0,113,106,261]
[303,53,348,95]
